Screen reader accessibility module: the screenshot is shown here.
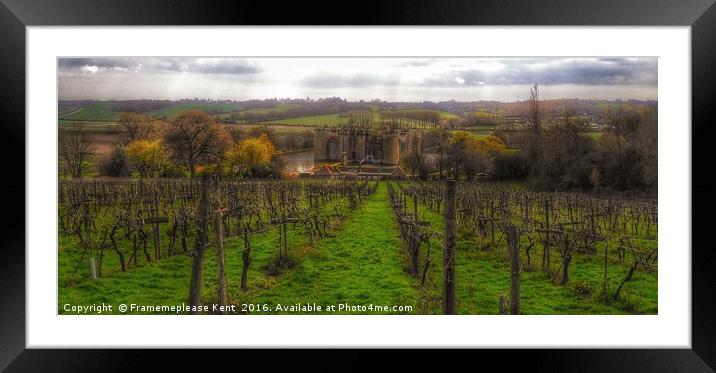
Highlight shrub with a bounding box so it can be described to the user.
[493,152,529,180]
[98,146,129,177]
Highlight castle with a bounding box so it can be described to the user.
[314,125,422,166]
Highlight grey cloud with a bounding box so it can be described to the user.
[425,58,657,86]
[300,73,400,88]
[58,57,260,75]
[59,58,134,69]
[397,58,440,67]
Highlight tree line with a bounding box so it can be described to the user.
[59,110,285,179]
[401,129,508,181]
[494,85,658,192]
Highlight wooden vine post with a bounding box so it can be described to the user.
[542,198,551,273]
[443,179,457,315]
[214,174,227,311]
[240,226,252,292]
[507,225,521,315]
[412,193,419,275]
[152,190,162,260]
[188,173,209,314]
[82,194,98,280]
[603,242,609,302]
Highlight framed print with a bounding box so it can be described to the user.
[1,0,715,370]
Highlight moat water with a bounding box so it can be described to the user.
[280,149,314,173]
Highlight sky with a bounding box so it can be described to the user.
[58,57,657,102]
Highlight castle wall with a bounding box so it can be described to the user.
[356,134,366,161]
[314,127,421,165]
[327,138,339,160]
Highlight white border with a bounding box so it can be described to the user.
[27,27,690,348]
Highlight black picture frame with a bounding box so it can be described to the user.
[1,0,714,370]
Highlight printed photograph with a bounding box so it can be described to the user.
[57,57,658,315]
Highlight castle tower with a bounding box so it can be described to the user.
[382,132,400,165]
[314,128,327,161]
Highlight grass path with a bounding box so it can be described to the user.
[253,183,419,314]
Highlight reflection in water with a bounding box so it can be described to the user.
[280,149,314,173]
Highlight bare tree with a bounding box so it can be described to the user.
[424,128,451,179]
[118,113,154,144]
[527,84,542,134]
[164,110,232,177]
[59,124,93,178]
[402,147,430,180]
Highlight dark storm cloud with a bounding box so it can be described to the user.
[300,73,400,88]
[424,58,657,86]
[58,57,261,75]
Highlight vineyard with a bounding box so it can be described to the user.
[58,178,657,315]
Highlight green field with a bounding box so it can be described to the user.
[234,103,302,115]
[58,120,122,132]
[463,125,497,139]
[58,102,247,121]
[256,113,350,127]
[59,102,124,121]
[146,102,245,118]
[59,105,80,116]
[58,101,464,128]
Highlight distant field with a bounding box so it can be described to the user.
[466,131,494,139]
[216,103,304,120]
[462,125,496,139]
[378,109,459,121]
[58,101,462,126]
[145,102,245,118]
[58,120,122,132]
[235,103,302,115]
[58,102,247,121]
[256,113,349,127]
[432,109,460,119]
[258,124,316,133]
[58,105,80,116]
[59,102,123,121]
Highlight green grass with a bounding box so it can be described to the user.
[459,125,496,139]
[58,226,306,314]
[432,109,460,119]
[256,113,349,127]
[217,103,305,121]
[58,102,247,122]
[235,103,302,115]
[59,105,80,116]
[379,109,459,120]
[251,183,419,314]
[57,180,656,315]
[57,102,460,127]
[145,102,244,118]
[58,120,122,132]
[402,183,657,314]
[58,190,355,314]
[59,102,123,121]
